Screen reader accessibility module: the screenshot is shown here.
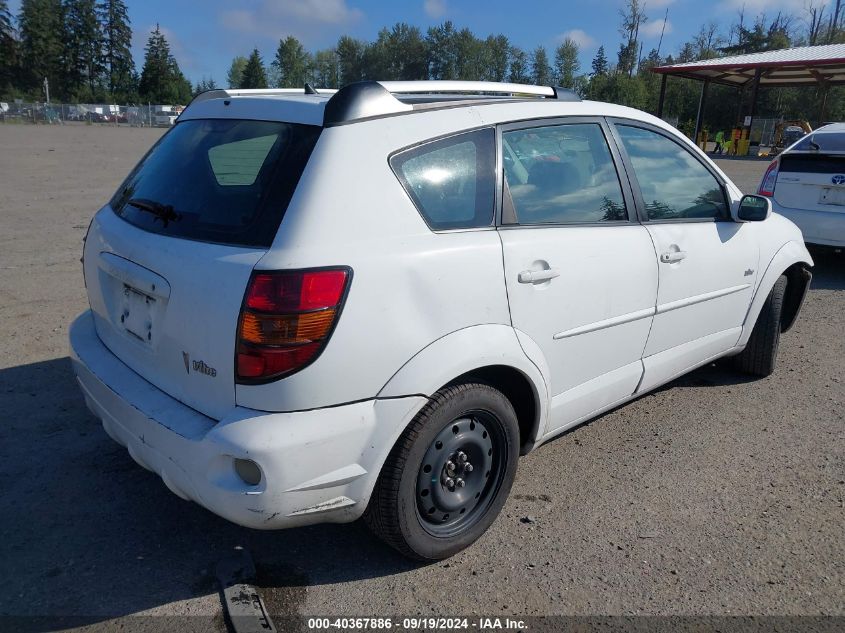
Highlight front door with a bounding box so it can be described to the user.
[611,122,759,392]
[498,119,657,432]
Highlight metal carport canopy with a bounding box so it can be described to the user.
[651,44,845,144]
[651,43,845,87]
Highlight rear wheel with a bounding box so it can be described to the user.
[733,275,787,377]
[364,383,519,560]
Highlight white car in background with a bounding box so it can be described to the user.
[759,122,845,248]
[154,105,178,126]
[70,81,813,560]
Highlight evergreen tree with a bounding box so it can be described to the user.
[274,36,310,87]
[530,45,551,85]
[61,0,105,101]
[0,1,12,39]
[373,23,427,81]
[17,0,63,97]
[591,45,608,77]
[453,27,486,80]
[485,34,510,82]
[426,21,458,80]
[310,49,338,87]
[98,0,135,101]
[336,35,365,85]
[0,0,18,97]
[508,46,530,83]
[554,37,580,87]
[192,76,217,96]
[240,47,267,88]
[138,24,191,104]
[226,56,247,88]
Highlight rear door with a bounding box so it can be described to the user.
[610,121,758,392]
[83,118,320,420]
[498,118,657,431]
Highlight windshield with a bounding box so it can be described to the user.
[110,119,321,247]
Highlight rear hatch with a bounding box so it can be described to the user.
[83,118,321,419]
[775,135,845,213]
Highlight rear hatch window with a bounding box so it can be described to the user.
[111,119,321,247]
[779,153,845,173]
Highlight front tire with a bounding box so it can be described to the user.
[733,275,787,377]
[364,383,520,560]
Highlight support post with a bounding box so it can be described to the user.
[657,73,667,119]
[818,84,830,126]
[747,68,763,131]
[694,78,710,145]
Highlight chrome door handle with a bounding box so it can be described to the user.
[660,251,687,264]
[518,268,560,284]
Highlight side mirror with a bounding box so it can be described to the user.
[737,194,771,222]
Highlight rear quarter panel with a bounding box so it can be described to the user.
[236,108,514,412]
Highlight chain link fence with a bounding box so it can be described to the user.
[0,101,184,127]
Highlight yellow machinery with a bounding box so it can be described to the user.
[767,120,813,156]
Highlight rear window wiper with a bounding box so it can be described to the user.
[127,198,183,227]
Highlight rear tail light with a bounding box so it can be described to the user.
[759,159,779,196]
[236,268,351,382]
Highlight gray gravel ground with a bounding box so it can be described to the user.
[0,126,842,630]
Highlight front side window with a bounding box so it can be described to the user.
[390,128,495,230]
[502,123,627,224]
[616,125,728,221]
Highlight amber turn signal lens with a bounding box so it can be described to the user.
[239,309,336,346]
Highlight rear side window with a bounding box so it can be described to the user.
[616,125,728,221]
[390,128,495,230]
[111,119,321,248]
[502,123,627,224]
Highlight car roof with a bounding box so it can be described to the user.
[180,80,664,131]
[783,122,845,154]
[812,122,845,134]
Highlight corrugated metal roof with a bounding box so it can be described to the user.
[652,44,845,87]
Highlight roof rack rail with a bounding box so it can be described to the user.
[183,81,581,126]
[323,80,580,126]
[188,86,338,107]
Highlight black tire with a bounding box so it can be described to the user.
[364,383,520,561]
[733,275,787,377]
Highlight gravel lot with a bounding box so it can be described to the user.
[0,125,842,630]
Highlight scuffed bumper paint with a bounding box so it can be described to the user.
[69,310,425,529]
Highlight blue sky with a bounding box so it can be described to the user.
[9,0,809,86]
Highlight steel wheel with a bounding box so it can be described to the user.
[364,382,520,560]
[415,410,506,537]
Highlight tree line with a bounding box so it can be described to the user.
[2,0,845,130]
[224,2,845,133]
[0,0,191,103]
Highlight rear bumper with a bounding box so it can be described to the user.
[773,205,845,247]
[69,310,425,529]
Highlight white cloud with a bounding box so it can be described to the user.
[556,29,596,49]
[424,0,448,18]
[220,0,363,41]
[718,0,806,11]
[641,18,673,39]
